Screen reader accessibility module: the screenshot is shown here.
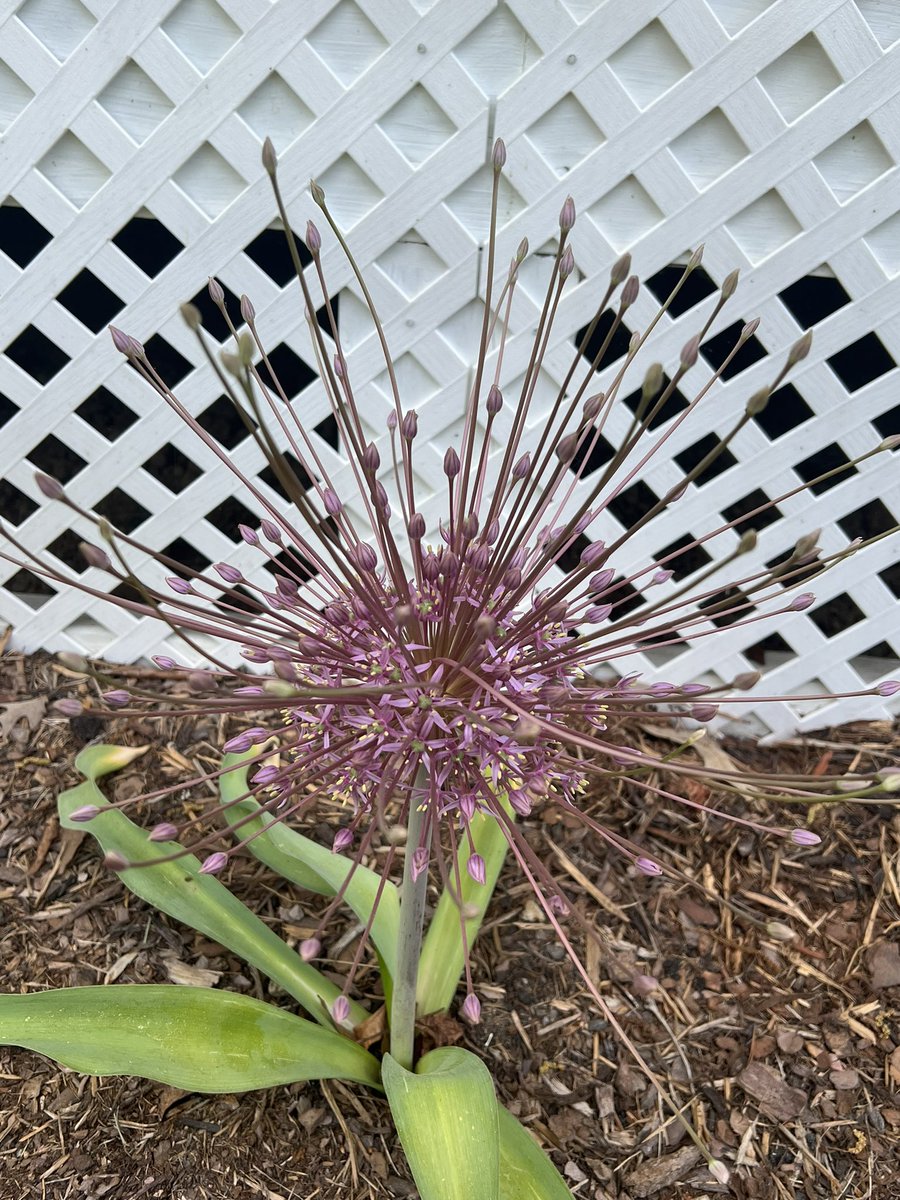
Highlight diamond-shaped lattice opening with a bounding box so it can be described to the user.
[828,333,895,392]
[880,561,900,599]
[379,85,455,166]
[162,0,239,74]
[526,95,603,174]
[555,532,592,575]
[47,529,89,573]
[745,629,793,669]
[256,344,316,400]
[676,434,737,485]
[759,35,840,124]
[568,429,615,477]
[796,442,857,495]
[113,216,183,276]
[671,110,747,189]
[259,450,314,499]
[94,488,150,533]
[315,413,340,451]
[838,498,896,541]
[721,489,782,534]
[162,537,211,578]
[701,320,767,380]
[588,177,662,249]
[707,0,775,36]
[874,403,900,445]
[37,133,110,209]
[699,585,756,628]
[607,480,659,528]
[198,395,255,449]
[3,567,56,608]
[262,546,317,585]
[857,641,900,683]
[238,73,312,148]
[17,0,94,60]
[753,384,813,440]
[778,270,850,328]
[621,371,689,430]
[609,20,689,109]
[446,168,524,238]
[646,263,717,318]
[0,480,38,525]
[143,444,203,493]
[0,203,51,267]
[809,593,866,638]
[97,61,173,143]
[0,62,34,131]
[728,191,800,263]
[5,325,69,382]
[57,269,124,333]
[855,0,900,48]
[0,392,17,428]
[143,335,192,387]
[205,495,258,537]
[607,577,644,619]
[27,435,86,483]
[454,6,540,93]
[317,156,382,228]
[174,144,246,219]
[815,121,892,203]
[190,279,242,342]
[865,212,900,277]
[376,231,445,298]
[244,226,310,287]
[576,312,633,370]
[76,388,137,440]
[308,2,386,88]
[374,354,437,405]
[654,534,712,581]
[788,678,832,720]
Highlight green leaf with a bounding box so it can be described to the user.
[219,752,400,980]
[58,774,366,1029]
[498,1105,572,1199]
[417,807,508,1015]
[74,743,149,780]
[383,1047,499,1200]
[0,986,380,1092]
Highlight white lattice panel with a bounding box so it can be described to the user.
[1,0,899,740]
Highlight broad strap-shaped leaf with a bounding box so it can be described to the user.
[498,1104,572,1199]
[383,1047,499,1200]
[0,986,380,1092]
[58,771,366,1029]
[416,807,508,1015]
[219,752,400,979]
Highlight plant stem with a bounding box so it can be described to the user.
[390,769,429,1071]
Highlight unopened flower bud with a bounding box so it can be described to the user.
[610,251,631,286]
[766,920,796,942]
[621,274,639,307]
[331,995,350,1024]
[589,568,615,593]
[401,410,418,440]
[790,592,814,611]
[491,137,507,170]
[680,335,700,369]
[635,856,662,876]
[410,846,429,881]
[240,294,255,324]
[555,432,579,463]
[461,993,482,1023]
[300,938,321,961]
[149,822,179,842]
[109,325,132,355]
[512,452,531,480]
[787,330,812,366]
[486,384,502,415]
[363,442,380,473]
[466,853,486,885]
[79,541,111,570]
[559,195,576,232]
[732,670,760,691]
[737,529,757,553]
[261,519,282,543]
[104,851,128,872]
[740,317,760,342]
[789,828,820,846]
[262,137,277,175]
[586,603,612,622]
[215,562,242,584]
[559,246,575,279]
[580,541,606,566]
[687,245,704,271]
[333,828,353,854]
[408,512,426,540]
[305,220,321,255]
[877,679,900,696]
[102,689,131,707]
[309,178,325,206]
[516,236,529,262]
[208,277,225,306]
[462,512,479,540]
[54,698,84,717]
[180,302,201,330]
[721,268,739,299]
[746,388,769,416]
[35,472,64,500]
[200,852,228,875]
[69,805,101,823]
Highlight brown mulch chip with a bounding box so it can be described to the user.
[2,647,900,1199]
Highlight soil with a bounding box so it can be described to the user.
[1,640,899,1200]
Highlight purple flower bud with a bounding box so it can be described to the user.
[589,569,615,593]
[411,846,429,882]
[680,335,700,369]
[559,246,575,279]
[305,220,321,255]
[80,541,111,570]
[441,551,459,578]
[586,603,612,623]
[635,856,662,876]
[352,543,378,572]
[470,544,490,572]
[223,732,253,753]
[580,541,606,566]
[652,568,673,585]
[486,384,503,416]
[102,689,131,707]
[260,520,282,544]
[53,698,84,717]
[621,275,640,307]
[149,822,180,842]
[69,805,101,823]
[422,551,439,581]
[732,671,761,691]
[790,592,815,611]
[300,938,321,961]
[503,566,522,590]
[443,447,460,478]
[153,655,177,670]
[363,442,380,473]
[877,679,900,696]
[462,512,479,540]
[240,294,255,324]
[401,410,418,440]
[466,853,486,885]
[208,277,225,306]
[789,828,820,846]
[461,993,482,1023]
[508,789,532,817]
[104,851,128,872]
[166,576,192,595]
[331,995,351,1024]
[35,472,65,500]
[650,681,675,696]
[555,432,579,463]
[691,703,718,722]
[491,138,507,170]
[200,852,229,875]
[109,325,133,355]
[387,409,397,431]
[559,195,576,232]
[512,453,531,480]
[323,488,342,516]
[374,481,390,514]
[407,512,426,540]
[333,828,353,854]
[215,562,243,584]
[583,393,604,421]
[238,524,259,546]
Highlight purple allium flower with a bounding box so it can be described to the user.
[461,993,482,1024]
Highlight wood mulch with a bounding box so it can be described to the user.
[1,641,899,1200]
